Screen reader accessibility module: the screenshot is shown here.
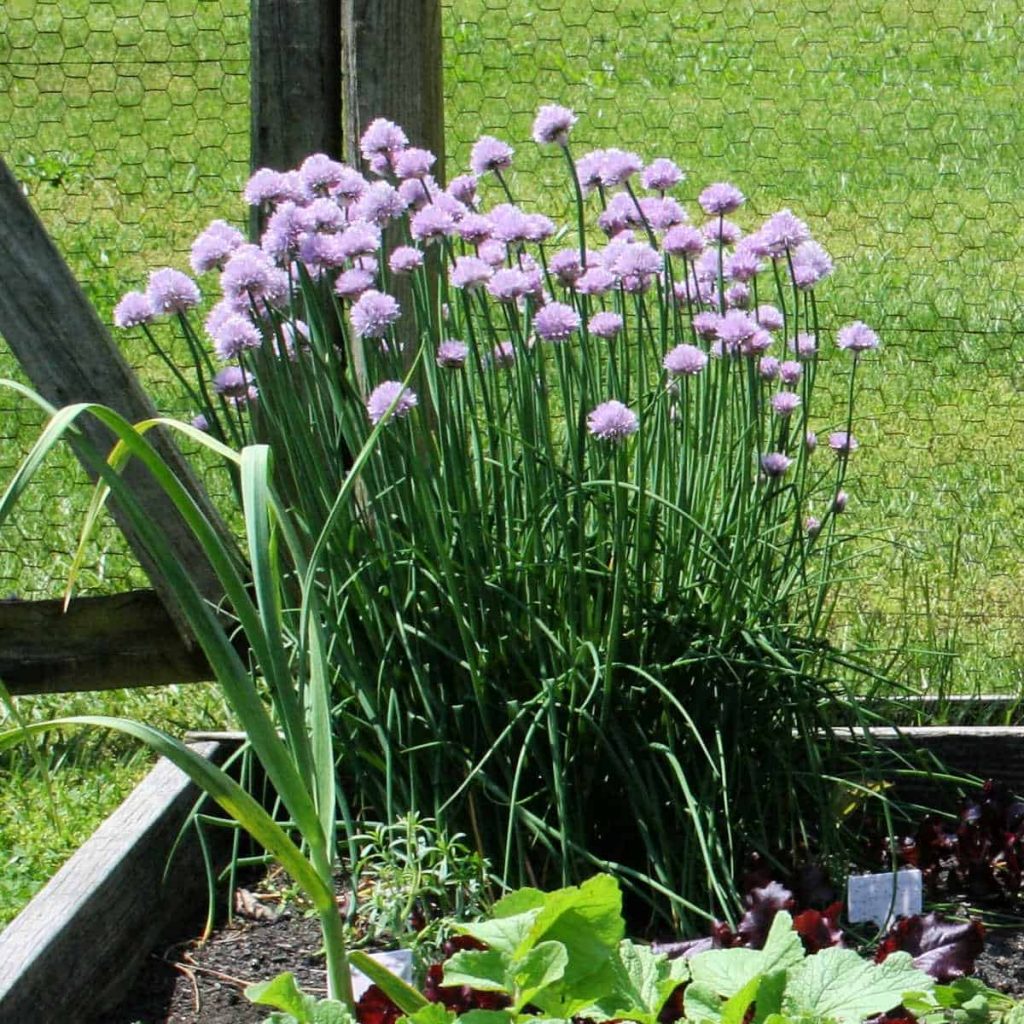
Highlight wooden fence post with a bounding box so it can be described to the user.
[0,159,225,643]
[341,0,446,180]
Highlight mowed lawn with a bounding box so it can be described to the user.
[1,0,1023,924]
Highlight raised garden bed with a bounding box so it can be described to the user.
[5,724,1024,1022]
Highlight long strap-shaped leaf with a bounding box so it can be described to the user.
[0,397,325,855]
[0,716,335,912]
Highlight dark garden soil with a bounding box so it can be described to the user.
[98,887,1024,1024]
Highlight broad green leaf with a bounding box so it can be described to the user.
[402,1003,458,1024]
[442,950,510,992]
[722,975,762,1024]
[458,910,540,956]
[246,972,314,1019]
[511,941,568,1010]
[684,981,724,1024]
[690,913,804,998]
[311,1000,354,1024]
[453,1011,512,1024]
[752,971,787,1024]
[784,948,932,1024]
[584,939,689,1024]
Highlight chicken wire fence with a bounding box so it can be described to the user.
[0,0,1021,685]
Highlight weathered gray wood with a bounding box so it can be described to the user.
[0,159,226,642]
[341,0,445,177]
[0,741,227,1023]
[250,0,343,173]
[0,590,212,695]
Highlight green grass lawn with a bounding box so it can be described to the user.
[2,0,1023,925]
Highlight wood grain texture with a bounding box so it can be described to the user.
[0,742,226,1023]
[0,159,226,640]
[341,0,445,178]
[0,590,212,695]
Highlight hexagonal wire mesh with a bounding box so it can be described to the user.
[0,1,1020,687]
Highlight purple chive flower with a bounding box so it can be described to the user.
[475,239,506,268]
[491,340,516,368]
[524,213,556,243]
[792,240,833,289]
[532,104,577,145]
[805,431,818,453]
[261,202,305,261]
[205,299,240,339]
[833,490,849,513]
[213,365,257,403]
[534,301,581,342]
[354,181,408,226]
[389,246,425,274]
[113,291,153,328]
[299,153,348,198]
[691,311,722,340]
[725,249,762,283]
[662,225,704,257]
[222,248,289,306]
[399,175,436,210]
[716,309,758,350]
[487,203,532,244]
[771,391,802,417]
[642,157,684,192]
[470,135,514,176]
[759,356,781,380]
[598,193,642,235]
[336,222,381,259]
[664,343,708,377]
[360,118,409,167]
[614,244,662,293]
[761,208,811,255]
[756,304,785,331]
[550,248,586,286]
[837,321,880,353]
[436,339,469,368]
[457,212,493,246]
[828,431,859,454]
[350,289,401,338]
[487,268,532,302]
[366,380,417,425]
[447,173,479,206]
[779,360,803,385]
[212,314,261,360]
[740,328,773,357]
[599,148,644,188]
[300,197,347,234]
[587,400,639,442]
[410,205,456,244]
[146,268,201,314]
[244,168,294,207]
[724,284,751,309]
[791,332,818,359]
[574,150,607,195]
[190,220,245,274]
[588,311,624,339]
[805,516,821,538]
[450,256,493,290]
[760,452,793,477]
[332,166,368,204]
[575,266,616,296]
[639,196,688,230]
[190,413,209,432]
[299,233,348,274]
[698,182,745,216]
[393,147,436,179]
[703,218,743,245]
[334,268,376,299]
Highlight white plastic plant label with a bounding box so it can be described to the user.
[351,948,415,1001]
[846,868,923,929]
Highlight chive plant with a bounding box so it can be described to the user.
[72,106,885,928]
